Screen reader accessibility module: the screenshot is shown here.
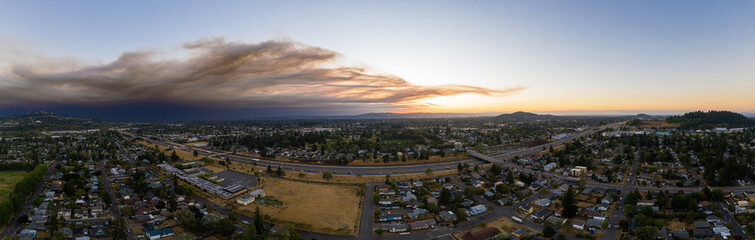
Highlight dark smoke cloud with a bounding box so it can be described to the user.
[0,38,523,112]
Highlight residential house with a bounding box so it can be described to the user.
[381,223,408,233]
[601,195,614,205]
[531,208,554,223]
[439,211,457,222]
[518,204,534,214]
[468,205,487,216]
[461,227,502,240]
[571,219,586,230]
[410,219,436,230]
[146,228,175,240]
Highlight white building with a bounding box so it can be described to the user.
[250,189,266,198]
[236,195,256,205]
[544,162,558,172]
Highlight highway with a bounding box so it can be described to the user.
[121,122,619,177]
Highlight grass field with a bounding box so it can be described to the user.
[0,171,27,201]
[238,177,362,235]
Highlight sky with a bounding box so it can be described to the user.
[1,1,754,121]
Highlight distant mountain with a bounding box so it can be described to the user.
[666,111,755,129]
[495,111,558,121]
[636,113,652,119]
[350,112,488,119]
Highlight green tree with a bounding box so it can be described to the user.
[169,191,177,212]
[454,208,468,222]
[176,209,196,227]
[543,225,556,238]
[322,172,333,180]
[253,207,265,236]
[490,164,501,175]
[439,188,452,205]
[635,226,658,240]
[174,233,197,240]
[112,218,128,240]
[201,213,220,229]
[228,211,238,222]
[215,218,235,236]
[561,186,577,218]
[424,202,439,213]
[557,234,567,240]
[171,151,180,162]
[374,209,381,219]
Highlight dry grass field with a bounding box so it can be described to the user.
[208,159,470,184]
[347,155,469,166]
[453,217,527,239]
[537,145,565,155]
[238,177,362,235]
[637,120,680,129]
[0,171,27,201]
[137,140,223,162]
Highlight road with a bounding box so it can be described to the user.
[602,162,639,240]
[97,161,135,240]
[0,162,57,238]
[688,163,752,240]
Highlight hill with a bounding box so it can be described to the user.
[0,112,110,136]
[495,111,558,121]
[665,111,755,130]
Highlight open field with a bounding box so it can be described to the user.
[0,171,27,201]
[238,177,362,235]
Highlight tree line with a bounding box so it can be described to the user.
[0,164,48,225]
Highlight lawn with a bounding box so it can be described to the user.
[238,177,362,235]
[0,171,27,201]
